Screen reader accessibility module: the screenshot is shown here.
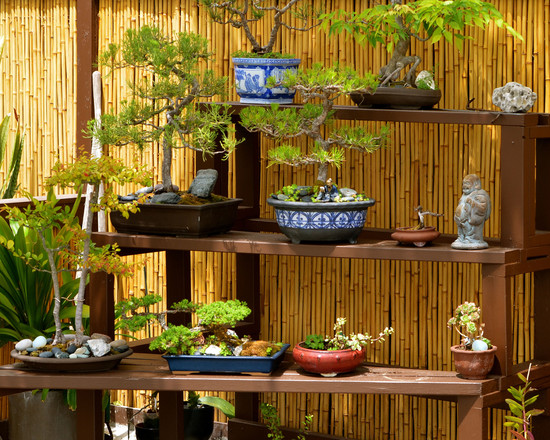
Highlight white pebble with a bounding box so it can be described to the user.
[15,339,33,351]
[32,336,47,349]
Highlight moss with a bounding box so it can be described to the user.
[241,340,282,357]
[176,192,229,206]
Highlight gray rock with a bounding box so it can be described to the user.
[136,186,154,195]
[66,344,77,354]
[297,186,312,197]
[51,347,62,355]
[188,169,218,198]
[91,333,112,343]
[75,346,89,356]
[76,354,90,359]
[154,183,165,194]
[55,351,70,359]
[300,196,313,203]
[277,194,289,201]
[15,339,32,351]
[341,196,356,202]
[492,82,537,113]
[119,194,138,202]
[87,339,111,357]
[149,192,182,204]
[110,339,128,349]
[340,188,357,197]
[39,351,54,358]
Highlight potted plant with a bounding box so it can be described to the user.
[391,205,443,247]
[88,26,242,236]
[323,0,522,109]
[239,63,389,243]
[116,296,289,374]
[260,402,312,440]
[198,0,321,103]
[293,317,393,377]
[3,153,150,369]
[447,301,497,379]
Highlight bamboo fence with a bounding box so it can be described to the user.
[0,0,547,438]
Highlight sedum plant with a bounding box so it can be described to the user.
[88,26,239,193]
[302,317,393,351]
[1,154,151,346]
[447,301,491,351]
[199,0,321,56]
[239,63,390,184]
[324,0,522,87]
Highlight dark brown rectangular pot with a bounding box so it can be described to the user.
[110,198,242,236]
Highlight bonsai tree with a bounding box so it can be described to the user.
[88,26,239,193]
[324,0,522,87]
[239,63,390,188]
[2,153,151,346]
[447,301,491,351]
[412,205,443,229]
[302,317,393,351]
[117,296,283,356]
[198,0,321,56]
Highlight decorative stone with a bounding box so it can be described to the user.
[233,345,243,356]
[341,197,356,202]
[66,344,77,354]
[492,82,537,113]
[301,196,313,203]
[452,174,491,250]
[119,194,138,202]
[15,339,32,351]
[91,333,112,343]
[339,188,357,198]
[472,339,489,351]
[69,353,78,359]
[76,354,90,359]
[55,351,70,359]
[39,351,54,358]
[188,169,218,198]
[32,336,47,349]
[415,70,437,90]
[75,346,89,356]
[204,345,222,356]
[277,194,289,201]
[51,347,62,355]
[149,192,182,204]
[136,186,154,195]
[154,183,165,194]
[110,339,129,352]
[87,339,111,357]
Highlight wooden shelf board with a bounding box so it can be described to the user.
[92,230,520,264]
[0,353,498,397]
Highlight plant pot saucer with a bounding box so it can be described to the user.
[10,349,133,373]
[391,226,440,247]
[350,87,442,109]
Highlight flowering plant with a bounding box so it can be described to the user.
[302,317,393,351]
[447,302,492,351]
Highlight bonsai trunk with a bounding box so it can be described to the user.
[161,136,173,192]
[378,36,421,87]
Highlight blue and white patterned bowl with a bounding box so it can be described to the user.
[232,57,301,104]
[267,198,376,244]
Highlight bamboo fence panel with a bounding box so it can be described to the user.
[0,0,545,438]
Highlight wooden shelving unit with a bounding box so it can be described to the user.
[2,105,550,440]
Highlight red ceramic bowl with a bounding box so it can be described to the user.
[292,343,365,377]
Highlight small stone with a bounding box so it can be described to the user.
[119,194,138,202]
[492,82,537,113]
[32,336,47,349]
[341,197,356,202]
[69,354,78,359]
[149,192,182,204]
[26,347,37,353]
[39,351,54,358]
[277,194,289,201]
[76,354,90,359]
[66,344,77,355]
[193,350,202,356]
[297,186,312,197]
[55,352,70,359]
[204,345,222,356]
[188,169,218,198]
[136,186,154,195]
[51,347,62,355]
[87,339,111,357]
[46,338,53,344]
[233,345,243,356]
[15,339,33,351]
[340,188,357,198]
[472,339,489,351]
[91,333,112,343]
[415,70,436,90]
[75,346,90,356]
[110,339,127,348]
[300,196,313,203]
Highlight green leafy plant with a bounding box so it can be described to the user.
[1,153,151,346]
[504,365,544,440]
[323,0,522,87]
[240,63,390,185]
[302,317,393,351]
[199,0,322,56]
[117,296,282,357]
[260,402,312,440]
[88,26,239,193]
[447,301,491,350]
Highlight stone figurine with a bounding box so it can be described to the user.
[492,82,537,113]
[452,174,491,250]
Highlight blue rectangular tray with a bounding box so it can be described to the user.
[162,344,290,374]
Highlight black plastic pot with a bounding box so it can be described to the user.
[184,403,214,440]
[135,422,159,440]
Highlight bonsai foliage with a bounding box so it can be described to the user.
[239,64,390,183]
[199,0,321,56]
[260,402,312,440]
[447,301,491,350]
[303,317,394,351]
[504,365,544,440]
[89,26,239,192]
[324,0,522,86]
[1,154,151,345]
[117,296,264,356]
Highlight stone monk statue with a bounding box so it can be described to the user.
[452,174,491,249]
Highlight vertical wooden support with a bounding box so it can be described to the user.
[76,0,99,154]
[234,393,258,421]
[159,391,185,440]
[536,139,550,232]
[236,254,260,338]
[500,126,534,248]
[457,396,487,440]
[234,122,260,218]
[534,269,550,361]
[89,272,115,337]
[77,390,104,440]
[481,264,512,376]
[166,250,192,326]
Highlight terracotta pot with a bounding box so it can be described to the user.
[391,226,440,247]
[450,345,497,379]
[292,343,365,377]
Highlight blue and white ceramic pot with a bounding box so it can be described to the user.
[267,198,376,244]
[232,57,301,104]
